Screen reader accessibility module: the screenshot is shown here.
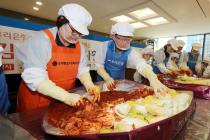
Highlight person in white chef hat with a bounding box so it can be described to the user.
[170,40,186,72]
[94,22,169,96]
[133,46,154,83]
[180,43,203,77]
[201,57,210,78]
[166,52,180,71]
[14,3,100,112]
[151,39,179,75]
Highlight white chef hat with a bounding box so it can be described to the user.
[58,3,92,35]
[203,57,210,64]
[111,22,134,36]
[167,39,179,50]
[178,40,185,47]
[192,43,203,51]
[170,52,179,59]
[141,47,154,55]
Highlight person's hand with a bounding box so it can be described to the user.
[105,77,116,91]
[185,69,193,76]
[64,93,84,107]
[97,67,116,90]
[37,79,85,107]
[172,67,185,74]
[171,71,179,77]
[142,67,170,97]
[156,74,164,78]
[196,68,201,77]
[177,69,185,74]
[180,66,188,71]
[88,86,100,102]
[172,67,179,72]
[150,78,170,97]
[167,70,173,75]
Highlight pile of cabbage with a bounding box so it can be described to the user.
[101,89,192,133]
[175,76,210,85]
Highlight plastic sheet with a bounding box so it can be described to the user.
[41,79,196,140]
[0,114,39,140]
[174,98,210,140]
[144,77,210,99]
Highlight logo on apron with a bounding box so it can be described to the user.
[107,59,124,66]
[52,61,79,66]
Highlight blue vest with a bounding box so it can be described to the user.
[0,66,10,114]
[97,40,132,81]
[175,52,182,65]
[151,48,170,74]
[187,52,199,75]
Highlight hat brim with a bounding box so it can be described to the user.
[193,48,201,51]
[203,60,209,63]
[114,31,133,37]
[70,21,89,35]
[141,52,153,56]
[171,45,178,50]
[147,52,154,55]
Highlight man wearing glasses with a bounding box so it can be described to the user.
[15,4,100,112]
[94,22,169,97]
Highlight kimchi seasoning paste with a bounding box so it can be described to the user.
[99,91,131,104]
[47,102,76,129]
[47,89,155,131]
[99,88,154,105]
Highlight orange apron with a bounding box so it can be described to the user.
[16,30,81,112]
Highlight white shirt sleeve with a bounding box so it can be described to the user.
[15,30,52,91]
[153,49,168,74]
[127,48,151,74]
[77,43,90,79]
[179,53,189,69]
[195,54,202,70]
[203,66,210,77]
[166,59,177,70]
[94,41,109,70]
[15,27,88,91]
[0,46,4,67]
